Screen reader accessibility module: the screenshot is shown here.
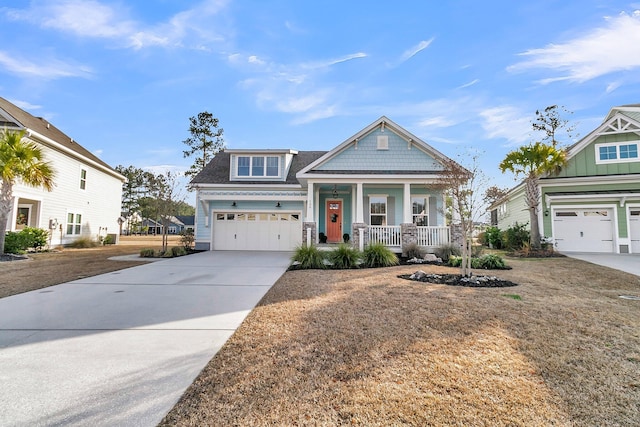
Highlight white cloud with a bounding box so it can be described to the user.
[417,116,457,128]
[4,0,230,50]
[456,79,480,89]
[508,10,640,83]
[399,39,434,63]
[0,50,93,79]
[478,106,531,146]
[9,99,42,110]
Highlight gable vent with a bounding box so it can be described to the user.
[377,135,389,150]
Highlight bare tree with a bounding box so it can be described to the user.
[433,154,487,277]
[532,105,576,147]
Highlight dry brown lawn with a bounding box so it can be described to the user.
[0,235,179,298]
[161,257,640,426]
[2,242,639,425]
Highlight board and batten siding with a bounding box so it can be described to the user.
[495,187,530,230]
[12,142,123,245]
[558,133,640,178]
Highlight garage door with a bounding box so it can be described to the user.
[553,208,614,253]
[212,212,302,251]
[630,209,640,253]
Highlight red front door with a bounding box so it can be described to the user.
[326,200,342,243]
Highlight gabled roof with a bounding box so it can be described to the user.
[297,116,454,176]
[0,97,121,178]
[175,215,195,226]
[190,150,326,185]
[566,105,640,157]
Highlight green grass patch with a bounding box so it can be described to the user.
[502,294,522,301]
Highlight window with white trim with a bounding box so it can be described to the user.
[596,141,639,164]
[80,169,87,190]
[67,213,82,235]
[412,196,428,226]
[370,196,387,225]
[236,156,280,177]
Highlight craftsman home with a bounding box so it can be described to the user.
[1,97,125,246]
[490,104,640,253]
[190,117,459,252]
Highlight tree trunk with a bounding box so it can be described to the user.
[0,181,15,255]
[524,175,542,250]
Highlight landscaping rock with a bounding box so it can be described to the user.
[400,272,518,288]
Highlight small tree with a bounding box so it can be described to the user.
[183,112,225,179]
[484,185,509,206]
[1,130,55,255]
[433,155,486,277]
[499,142,567,250]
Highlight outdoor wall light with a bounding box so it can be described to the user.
[231,201,237,207]
[276,202,281,208]
[544,209,549,216]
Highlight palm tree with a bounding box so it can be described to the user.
[499,141,566,250]
[1,129,56,255]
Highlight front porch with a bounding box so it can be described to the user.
[301,181,451,253]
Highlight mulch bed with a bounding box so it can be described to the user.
[399,271,518,287]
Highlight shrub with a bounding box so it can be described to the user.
[485,226,503,249]
[502,222,530,251]
[362,242,399,268]
[171,246,187,257]
[291,245,326,269]
[4,232,25,254]
[3,227,49,254]
[403,242,425,259]
[180,229,194,249]
[68,236,99,248]
[434,243,461,262]
[102,234,115,245]
[449,254,508,269]
[140,248,156,257]
[328,244,360,269]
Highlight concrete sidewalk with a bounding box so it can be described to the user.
[563,252,640,277]
[0,251,291,427]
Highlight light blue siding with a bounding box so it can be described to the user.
[316,128,443,171]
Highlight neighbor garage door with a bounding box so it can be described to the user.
[212,212,302,251]
[553,208,614,253]
[630,209,640,253]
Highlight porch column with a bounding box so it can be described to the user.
[403,183,412,224]
[306,181,314,222]
[356,182,364,223]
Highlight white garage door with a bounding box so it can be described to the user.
[553,208,614,253]
[630,209,640,253]
[212,212,302,251]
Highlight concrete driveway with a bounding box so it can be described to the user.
[0,250,291,427]
[563,252,640,277]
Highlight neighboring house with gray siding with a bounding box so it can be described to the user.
[190,117,460,252]
[489,104,640,253]
[1,97,125,246]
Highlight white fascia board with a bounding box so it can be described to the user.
[198,193,307,201]
[224,149,298,154]
[541,174,640,187]
[26,129,125,181]
[545,193,640,207]
[192,183,303,190]
[298,174,445,183]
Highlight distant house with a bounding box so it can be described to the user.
[174,215,195,233]
[190,117,460,252]
[489,104,640,253]
[1,97,125,245]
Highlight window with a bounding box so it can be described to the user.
[67,213,82,235]
[237,157,250,176]
[370,196,387,225]
[596,142,639,164]
[412,196,428,226]
[236,155,280,177]
[80,169,87,190]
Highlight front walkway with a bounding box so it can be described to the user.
[563,252,640,277]
[0,251,291,426]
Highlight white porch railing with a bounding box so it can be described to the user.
[368,225,401,247]
[417,226,450,247]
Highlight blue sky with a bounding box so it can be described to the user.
[2,0,640,204]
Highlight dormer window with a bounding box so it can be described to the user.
[596,141,639,164]
[236,155,280,178]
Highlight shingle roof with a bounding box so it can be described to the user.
[0,96,117,173]
[190,150,327,185]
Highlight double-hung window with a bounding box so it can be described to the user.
[370,196,387,225]
[412,196,428,226]
[67,213,82,235]
[236,156,280,177]
[596,142,639,164]
[80,169,87,190]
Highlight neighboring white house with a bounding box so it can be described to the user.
[1,97,125,246]
[489,104,640,253]
[190,116,460,253]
